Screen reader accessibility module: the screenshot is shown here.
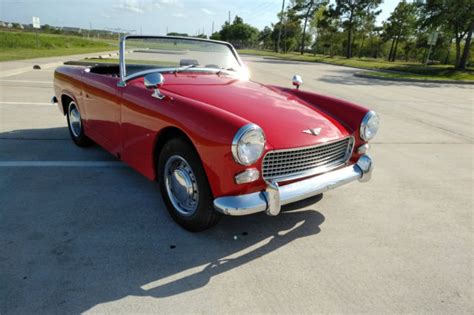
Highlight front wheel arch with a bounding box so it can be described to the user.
[153,127,201,181]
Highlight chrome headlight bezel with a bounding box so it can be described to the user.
[232,124,266,166]
[360,111,379,141]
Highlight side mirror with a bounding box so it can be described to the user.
[292,75,303,89]
[144,73,165,99]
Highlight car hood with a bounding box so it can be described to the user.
[161,74,349,149]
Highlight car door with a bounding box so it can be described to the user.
[119,79,169,179]
[81,72,122,155]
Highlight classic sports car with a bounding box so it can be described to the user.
[52,36,379,231]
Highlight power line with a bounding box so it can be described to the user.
[243,1,281,21]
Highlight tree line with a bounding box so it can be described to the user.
[210,0,473,70]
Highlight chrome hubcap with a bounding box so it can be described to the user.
[164,155,199,216]
[68,102,82,138]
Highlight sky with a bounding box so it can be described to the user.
[0,0,401,36]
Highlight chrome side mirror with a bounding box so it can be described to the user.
[144,73,165,99]
[292,75,303,89]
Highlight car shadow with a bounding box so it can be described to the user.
[0,127,326,313]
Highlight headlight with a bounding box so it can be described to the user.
[232,124,265,165]
[360,111,379,141]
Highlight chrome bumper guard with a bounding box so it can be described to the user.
[214,155,373,216]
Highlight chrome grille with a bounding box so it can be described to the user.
[262,137,354,182]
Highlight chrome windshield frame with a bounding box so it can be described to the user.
[118,35,245,86]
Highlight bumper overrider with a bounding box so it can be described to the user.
[214,154,373,216]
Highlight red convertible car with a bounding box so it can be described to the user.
[52,36,379,231]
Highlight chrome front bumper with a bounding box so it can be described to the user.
[214,155,373,216]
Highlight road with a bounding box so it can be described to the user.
[0,54,472,314]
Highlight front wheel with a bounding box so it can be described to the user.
[158,138,221,232]
[66,100,92,147]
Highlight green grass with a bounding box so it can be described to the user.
[0,31,114,61]
[361,70,474,81]
[238,49,474,81]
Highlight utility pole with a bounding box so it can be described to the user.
[276,0,285,53]
[212,21,214,34]
[166,26,168,35]
[228,11,231,24]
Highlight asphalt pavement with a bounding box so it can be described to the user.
[0,54,473,314]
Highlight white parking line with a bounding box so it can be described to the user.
[0,161,125,167]
[0,80,52,84]
[0,101,52,106]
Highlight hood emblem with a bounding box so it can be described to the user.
[303,127,322,136]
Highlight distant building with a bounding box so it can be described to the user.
[0,21,6,28]
[7,23,13,28]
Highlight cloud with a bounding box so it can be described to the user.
[172,12,186,18]
[152,0,183,8]
[201,8,214,15]
[114,0,144,14]
[159,0,179,4]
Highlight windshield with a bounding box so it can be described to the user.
[122,36,243,78]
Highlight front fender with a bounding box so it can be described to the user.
[121,83,268,198]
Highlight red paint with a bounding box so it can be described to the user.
[54,67,370,198]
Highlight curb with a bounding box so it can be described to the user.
[354,72,474,85]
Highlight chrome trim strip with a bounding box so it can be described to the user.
[214,154,373,216]
[262,136,354,183]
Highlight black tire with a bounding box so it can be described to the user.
[158,137,221,232]
[66,99,93,147]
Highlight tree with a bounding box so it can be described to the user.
[271,6,303,53]
[293,0,325,54]
[210,32,220,40]
[167,32,189,37]
[355,9,378,58]
[419,0,474,69]
[217,16,259,48]
[383,1,417,62]
[310,4,342,56]
[335,0,382,58]
[258,26,273,49]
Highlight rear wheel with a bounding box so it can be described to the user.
[158,138,221,232]
[66,100,92,147]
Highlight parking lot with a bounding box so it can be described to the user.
[0,54,472,314]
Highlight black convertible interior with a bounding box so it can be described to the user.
[88,64,161,77]
[83,58,204,78]
[68,57,219,78]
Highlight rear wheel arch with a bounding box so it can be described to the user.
[60,92,80,116]
[61,94,73,115]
